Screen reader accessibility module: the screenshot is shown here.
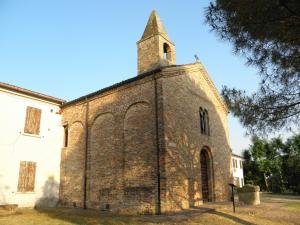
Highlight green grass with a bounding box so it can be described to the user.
[283,202,300,212]
[1,194,300,225]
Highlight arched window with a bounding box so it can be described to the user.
[204,109,210,135]
[199,107,204,133]
[163,43,172,63]
[199,107,210,135]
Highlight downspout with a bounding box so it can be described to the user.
[154,76,161,215]
[83,97,89,209]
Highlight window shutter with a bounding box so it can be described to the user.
[17,161,36,192]
[27,162,36,191]
[24,107,42,135]
[17,161,26,192]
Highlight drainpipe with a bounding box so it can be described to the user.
[83,97,89,209]
[154,76,161,215]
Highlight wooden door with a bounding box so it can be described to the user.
[200,151,209,202]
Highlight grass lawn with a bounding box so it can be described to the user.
[283,202,300,212]
[0,193,299,225]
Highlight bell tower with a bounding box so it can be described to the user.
[137,10,176,74]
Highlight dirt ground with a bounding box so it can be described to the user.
[0,193,299,225]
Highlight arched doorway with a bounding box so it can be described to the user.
[200,149,212,202]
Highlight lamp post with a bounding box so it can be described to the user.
[229,183,237,213]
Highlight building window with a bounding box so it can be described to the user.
[24,106,42,135]
[63,125,68,147]
[241,178,244,186]
[17,161,36,192]
[240,160,243,168]
[233,159,239,169]
[199,107,210,135]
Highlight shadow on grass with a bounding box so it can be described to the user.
[35,207,136,225]
[207,209,256,225]
[35,206,257,225]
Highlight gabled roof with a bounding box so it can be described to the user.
[160,63,229,114]
[62,63,229,113]
[0,82,65,105]
[141,10,171,41]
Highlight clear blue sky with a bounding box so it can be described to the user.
[0,0,260,154]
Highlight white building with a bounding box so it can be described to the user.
[232,153,245,187]
[0,82,65,207]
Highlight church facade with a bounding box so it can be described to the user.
[59,11,232,214]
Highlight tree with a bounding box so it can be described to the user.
[205,0,300,134]
[243,136,284,192]
[282,135,300,193]
[243,134,300,193]
[243,149,265,189]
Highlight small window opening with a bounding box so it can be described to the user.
[163,43,172,63]
[63,125,68,147]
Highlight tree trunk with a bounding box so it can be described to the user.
[264,173,269,192]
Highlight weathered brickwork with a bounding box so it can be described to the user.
[158,64,231,212]
[137,11,176,74]
[60,77,159,214]
[59,10,231,214]
[60,104,86,208]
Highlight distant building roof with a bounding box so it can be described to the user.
[232,153,244,159]
[0,82,65,105]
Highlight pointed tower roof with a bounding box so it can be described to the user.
[141,10,171,40]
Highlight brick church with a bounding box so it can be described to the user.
[59,10,232,214]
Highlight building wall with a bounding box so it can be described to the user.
[137,35,176,74]
[0,89,63,207]
[59,103,86,208]
[232,155,244,187]
[60,64,232,214]
[159,63,232,212]
[138,36,161,73]
[60,76,159,214]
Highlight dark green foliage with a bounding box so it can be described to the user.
[282,135,300,193]
[243,134,300,193]
[205,0,300,134]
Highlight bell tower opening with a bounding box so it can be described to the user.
[137,10,176,74]
[163,43,172,64]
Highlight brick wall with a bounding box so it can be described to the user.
[59,63,231,214]
[159,63,231,212]
[60,76,158,214]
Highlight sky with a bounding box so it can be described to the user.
[0,0,261,155]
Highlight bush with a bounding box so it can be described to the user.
[296,183,300,194]
[269,174,285,193]
[237,184,260,193]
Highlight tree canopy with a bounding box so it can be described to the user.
[243,134,300,193]
[205,0,300,134]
